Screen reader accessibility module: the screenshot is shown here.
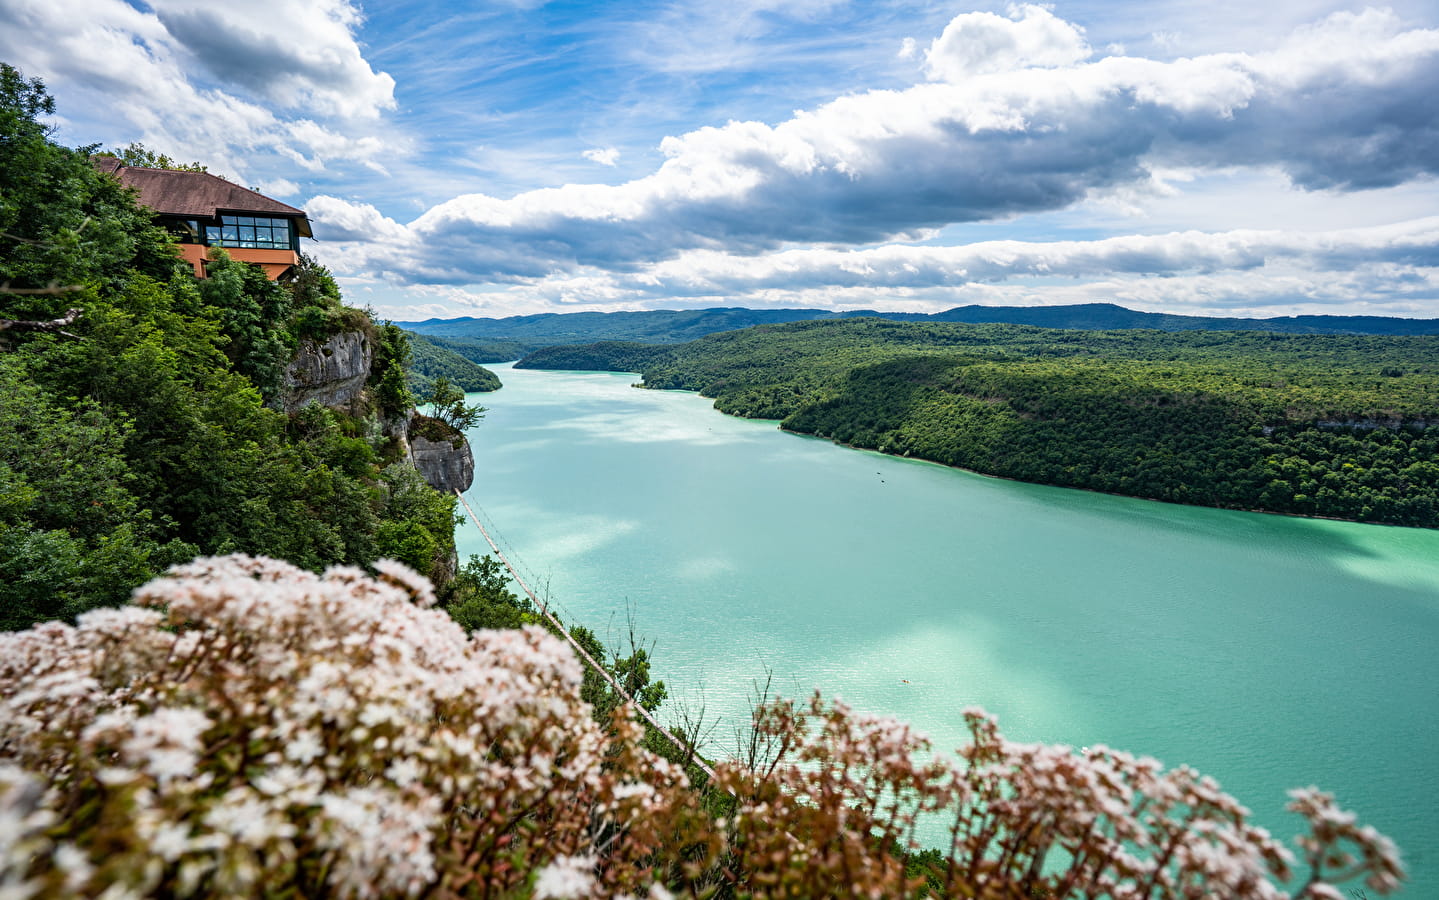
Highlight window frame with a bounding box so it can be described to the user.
[204,214,296,251]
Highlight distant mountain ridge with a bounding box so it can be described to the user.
[399,303,1439,351]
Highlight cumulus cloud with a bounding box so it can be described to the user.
[923,4,1091,82]
[583,147,621,166]
[0,0,400,178]
[304,196,410,243]
[147,0,395,120]
[312,7,1439,290]
[15,0,1431,319]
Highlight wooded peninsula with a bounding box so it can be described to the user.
[518,319,1439,527]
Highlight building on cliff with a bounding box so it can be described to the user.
[92,156,313,280]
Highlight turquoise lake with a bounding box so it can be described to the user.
[459,363,1439,893]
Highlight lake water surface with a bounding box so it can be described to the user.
[460,363,1439,893]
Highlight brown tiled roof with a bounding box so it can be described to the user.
[92,157,312,238]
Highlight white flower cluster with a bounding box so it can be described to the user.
[714,695,1406,899]
[0,555,1406,899]
[0,555,672,899]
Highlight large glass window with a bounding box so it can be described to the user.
[205,215,293,250]
[164,218,202,243]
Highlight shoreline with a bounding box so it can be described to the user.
[512,362,1434,531]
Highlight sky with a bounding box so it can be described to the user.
[3,0,1439,322]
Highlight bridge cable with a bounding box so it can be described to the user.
[454,490,718,782]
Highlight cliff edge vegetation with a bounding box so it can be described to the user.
[0,64,469,628]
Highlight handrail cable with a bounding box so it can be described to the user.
[454,490,718,782]
[468,500,549,610]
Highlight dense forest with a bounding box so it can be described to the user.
[405,331,503,395]
[403,301,1439,350]
[520,319,1439,526]
[0,64,473,628]
[410,331,532,364]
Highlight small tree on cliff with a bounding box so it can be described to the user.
[424,375,487,432]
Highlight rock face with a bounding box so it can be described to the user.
[1317,417,1434,431]
[409,433,475,494]
[276,330,372,413]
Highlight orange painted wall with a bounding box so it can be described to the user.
[177,244,207,278]
[175,244,298,280]
[224,248,299,280]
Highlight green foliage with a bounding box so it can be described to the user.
[370,321,415,418]
[442,554,534,631]
[423,375,487,432]
[0,348,192,627]
[377,462,459,584]
[0,75,463,628]
[0,65,182,304]
[197,249,295,401]
[405,331,502,394]
[524,319,1439,526]
[286,253,341,308]
[416,333,532,364]
[375,519,440,575]
[518,340,675,373]
[568,622,668,727]
[105,142,208,172]
[283,253,371,343]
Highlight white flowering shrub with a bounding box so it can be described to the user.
[0,556,700,899]
[704,697,1403,899]
[0,556,1405,899]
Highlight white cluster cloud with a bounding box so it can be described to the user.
[147,0,395,120]
[0,0,399,179]
[313,5,1439,310]
[923,4,1091,82]
[583,147,621,166]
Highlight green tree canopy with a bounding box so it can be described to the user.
[104,142,208,172]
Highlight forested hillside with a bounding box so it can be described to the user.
[405,331,502,395]
[0,65,463,628]
[520,319,1439,526]
[411,331,531,363]
[404,301,1439,351]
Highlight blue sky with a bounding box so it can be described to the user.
[4,0,1438,321]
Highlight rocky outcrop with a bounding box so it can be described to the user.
[275,330,373,413]
[408,417,475,494]
[1316,417,1434,432]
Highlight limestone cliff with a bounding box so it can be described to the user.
[275,330,373,414]
[274,329,475,495]
[407,414,475,494]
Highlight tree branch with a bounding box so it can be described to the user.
[0,282,84,296]
[0,306,84,339]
